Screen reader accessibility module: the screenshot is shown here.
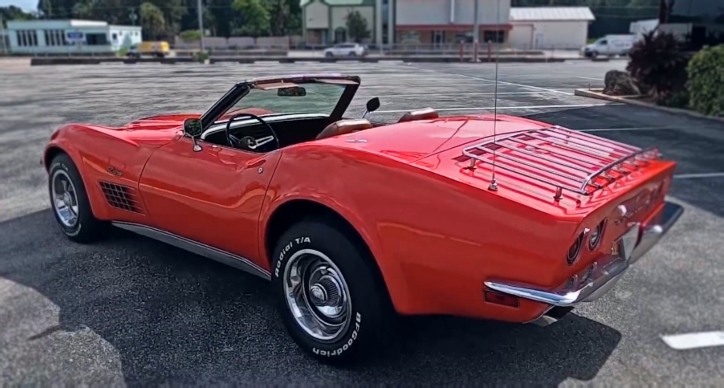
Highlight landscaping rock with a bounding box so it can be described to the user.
[603,70,640,96]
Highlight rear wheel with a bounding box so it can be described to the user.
[271,218,393,364]
[48,153,109,243]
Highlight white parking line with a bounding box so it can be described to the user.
[360,91,560,98]
[376,103,616,113]
[575,76,604,81]
[409,67,575,96]
[673,172,724,179]
[579,127,669,132]
[661,331,724,350]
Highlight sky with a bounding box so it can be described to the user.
[0,0,36,12]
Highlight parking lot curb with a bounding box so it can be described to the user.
[30,56,574,66]
[574,88,724,124]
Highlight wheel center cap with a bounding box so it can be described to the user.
[309,284,327,303]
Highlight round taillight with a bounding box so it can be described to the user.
[567,230,585,265]
[589,220,606,250]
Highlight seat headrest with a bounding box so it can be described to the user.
[316,119,373,140]
[397,107,439,123]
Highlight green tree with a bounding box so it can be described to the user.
[1,6,36,24]
[146,0,187,36]
[140,2,166,40]
[345,10,369,42]
[232,0,270,37]
[267,0,302,36]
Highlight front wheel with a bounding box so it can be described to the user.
[48,153,109,243]
[272,219,394,364]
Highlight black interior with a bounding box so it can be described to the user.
[203,116,337,153]
[203,115,385,153]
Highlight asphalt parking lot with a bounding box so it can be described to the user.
[0,60,722,385]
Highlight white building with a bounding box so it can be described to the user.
[301,0,513,46]
[6,19,142,55]
[394,0,512,44]
[508,7,595,49]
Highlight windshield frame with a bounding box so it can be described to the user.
[199,74,361,131]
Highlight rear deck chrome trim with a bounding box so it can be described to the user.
[485,201,683,307]
[112,222,271,281]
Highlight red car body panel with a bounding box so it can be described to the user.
[42,93,677,324]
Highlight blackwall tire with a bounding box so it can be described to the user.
[272,218,393,365]
[48,153,109,243]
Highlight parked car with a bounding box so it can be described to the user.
[581,35,636,58]
[323,43,367,57]
[126,41,170,58]
[42,73,682,365]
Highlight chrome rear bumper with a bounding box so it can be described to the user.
[484,201,684,308]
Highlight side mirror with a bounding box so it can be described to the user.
[183,118,203,137]
[277,86,307,97]
[366,97,381,113]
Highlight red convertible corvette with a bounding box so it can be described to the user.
[42,74,682,364]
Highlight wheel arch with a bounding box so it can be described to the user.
[263,198,398,312]
[43,144,106,220]
[43,145,69,171]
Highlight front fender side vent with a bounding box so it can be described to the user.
[99,181,144,214]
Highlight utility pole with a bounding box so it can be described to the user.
[197,0,205,52]
[473,0,479,61]
[0,15,7,55]
[473,0,479,43]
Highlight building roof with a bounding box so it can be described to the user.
[510,7,595,22]
[7,19,109,28]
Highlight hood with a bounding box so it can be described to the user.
[123,113,202,131]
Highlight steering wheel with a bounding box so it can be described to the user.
[225,112,280,152]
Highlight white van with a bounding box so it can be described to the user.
[581,35,636,58]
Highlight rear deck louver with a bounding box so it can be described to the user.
[99,181,144,214]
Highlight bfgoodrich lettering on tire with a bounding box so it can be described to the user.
[48,153,109,243]
[272,218,393,364]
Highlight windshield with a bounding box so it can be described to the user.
[223,82,347,118]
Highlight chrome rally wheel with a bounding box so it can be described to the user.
[47,153,109,243]
[284,249,353,342]
[51,169,80,228]
[272,219,395,364]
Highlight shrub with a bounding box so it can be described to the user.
[194,50,210,64]
[659,90,689,109]
[180,30,202,42]
[627,31,689,98]
[686,44,724,116]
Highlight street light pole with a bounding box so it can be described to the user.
[197,0,205,52]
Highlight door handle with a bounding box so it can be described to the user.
[217,148,237,165]
[245,157,266,168]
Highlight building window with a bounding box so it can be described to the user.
[483,30,505,43]
[16,30,38,47]
[44,30,68,46]
[85,33,108,46]
[112,33,118,41]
